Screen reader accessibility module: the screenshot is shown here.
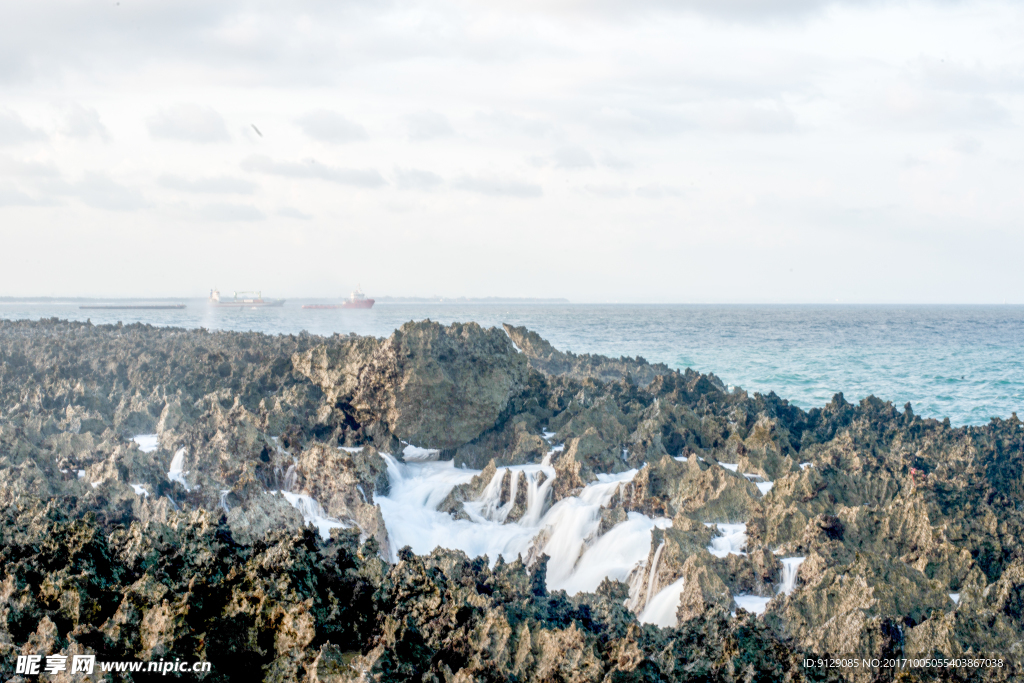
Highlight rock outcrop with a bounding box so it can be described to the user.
[294,320,526,450]
[1,318,1023,681]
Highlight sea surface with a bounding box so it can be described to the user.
[2,300,1022,426]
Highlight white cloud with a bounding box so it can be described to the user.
[61,104,110,141]
[0,155,60,178]
[147,104,230,143]
[158,174,256,194]
[0,182,53,207]
[395,168,444,190]
[241,155,386,187]
[551,145,595,169]
[872,88,1010,130]
[454,174,542,197]
[635,184,684,199]
[697,101,798,134]
[475,110,557,138]
[276,206,312,220]
[295,110,368,143]
[74,172,149,211]
[0,109,46,146]
[406,111,455,140]
[583,183,630,197]
[199,202,265,221]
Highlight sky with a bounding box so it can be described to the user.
[0,0,1022,303]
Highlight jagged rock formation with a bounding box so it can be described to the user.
[1,318,1023,681]
[294,321,526,450]
[503,324,675,388]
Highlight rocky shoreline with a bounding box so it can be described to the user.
[1,318,1022,681]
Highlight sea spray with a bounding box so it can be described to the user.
[283,463,298,493]
[634,540,667,610]
[734,595,771,615]
[470,468,521,523]
[779,557,806,595]
[402,444,441,462]
[377,455,670,595]
[168,448,189,490]
[544,496,671,594]
[520,468,556,527]
[638,577,686,627]
[377,456,537,564]
[133,434,160,453]
[276,491,347,540]
[706,523,747,557]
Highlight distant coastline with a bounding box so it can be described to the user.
[0,296,571,304]
[375,296,570,304]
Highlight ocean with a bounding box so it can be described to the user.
[2,300,1021,426]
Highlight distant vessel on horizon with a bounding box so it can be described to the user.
[302,286,375,310]
[208,289,285,308]
[80,304,187,310]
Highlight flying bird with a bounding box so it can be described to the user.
[251,124,263,137]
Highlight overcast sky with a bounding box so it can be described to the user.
[1,0,1022,302]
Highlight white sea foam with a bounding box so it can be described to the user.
[130,484,148,497]
[377,455,667,595]
[734,594,771,615]
[644,541,667,609]
[403,444,441,462]
[705,523,747,557]
[557,510,671,595]
[277,491,347,540]
[133,434,160,453]
[168,448,189,489]
[465,465,553,525]
[779,557,805,595]
[742,473,774,495]
[377,457,536,565]
[638,576,686,627]
[282,462,298,492]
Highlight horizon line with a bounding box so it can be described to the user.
[1,297,1023,306]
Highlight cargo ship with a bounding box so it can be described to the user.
[302,286,375,310]
[208,289,285,308]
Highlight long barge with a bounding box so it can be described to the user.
[80,305,187,310]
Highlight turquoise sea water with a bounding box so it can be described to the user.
[2,301,1021,426]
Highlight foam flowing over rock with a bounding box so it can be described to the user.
[376,454,671,596]
[780,556,806,595]
[639,576,686,627]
